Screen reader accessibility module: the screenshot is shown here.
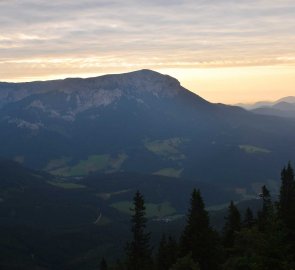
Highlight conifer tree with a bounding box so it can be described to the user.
[156,234,168,270]
[125,191,152,270]
[166,235,178,265]
[99,257,108,270]
[243,207,255,229]
[222,201,241,248]
[156,234,178,270]
[278,162,295,230]
[278,162,295,261]
[225,182,294,270]
[257,185,273,231]
[170,254,200,270]
[180,189,221,270]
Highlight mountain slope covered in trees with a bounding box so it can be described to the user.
[0,70,295,192]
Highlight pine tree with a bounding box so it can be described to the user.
[99,257,108,270]
[156,234,168,270]
[222,201,241,248]
[278,162,295,230]
[261,185,272,213]
[166,235,178,265]
[156,234,178,270]
[243,207,255,229]
[170,254,200,270]
[257,185,273,231]
[225,182,294,270]
[180,189,221,270]
[278,162,295,262]
[125,191,152,270]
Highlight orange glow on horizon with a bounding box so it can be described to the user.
[2,65,294,104]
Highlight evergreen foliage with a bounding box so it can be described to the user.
[257,185,273,231]
[180,189,221,270]
[279,162,295,230]
[100,257,108,270]
[119,163,295,270]
[156,234,178,270]
[170,254,200,270]
[222,200,241,248]
[278,162,295,261]
[125,191,152,270]
[224,181,294,270]
[242,207,255,229]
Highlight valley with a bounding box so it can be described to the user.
[0,70,294,269]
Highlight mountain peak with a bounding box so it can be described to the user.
[96,69,181,93]
[126,68,160,75]
[0,69,188,121]
[110,68,170,77]
[53,69,183,99]
[277,96,295,104]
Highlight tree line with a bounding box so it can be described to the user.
[101,162,295,270]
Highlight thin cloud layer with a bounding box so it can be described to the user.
[0,0,295,81]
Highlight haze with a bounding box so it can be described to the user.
[0,0,294,104]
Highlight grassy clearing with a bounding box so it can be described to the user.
[48,153,128,176]
[47,181,86,189]
[153,168,183,178]
[94,216,111,226]
[13,156,25,164]
[96,189,131,200]
[239,145,271,154]
[144,137,187,160]
[45,157,71,171]
[111,201,176,218]
[106,153,128,173]
[49,155,109,176]
[110,201,132,215]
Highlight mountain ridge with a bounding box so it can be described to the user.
[237,96,295,110]
[0,69,211,119]
[0,70,294,191]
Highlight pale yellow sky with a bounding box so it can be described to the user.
[2,65,295,104]
[157,66,295,104]
[0,0,295,104]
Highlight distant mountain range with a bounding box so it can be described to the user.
[0,69,295,194]
[237,96,295,118]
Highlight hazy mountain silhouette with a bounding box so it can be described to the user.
[239,96,295,118]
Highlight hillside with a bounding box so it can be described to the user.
[0,70,294,193]
[0,160,240,269]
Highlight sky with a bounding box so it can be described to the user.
[0,0,294,104]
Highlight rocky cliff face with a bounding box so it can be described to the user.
[0,70,188,123]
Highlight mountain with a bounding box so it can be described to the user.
[1,70,295,193]
[236,101,274,110]
[238,96,295,118]
[251,101,295,118]
[277,96,295,104]
[236,96,295,110]
[240,97,295,118]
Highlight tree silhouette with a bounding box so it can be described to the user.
[257,185,273,231]
[243,207,255,229]
[278,162,295,261]
[279,162,295,230]
[125,191,152,270]
[99,257,108,270]
[170,254,200,270]
[180,188,221,270]
[156,234,178,270]
[222,201,241,248]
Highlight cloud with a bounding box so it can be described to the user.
[0,0,295,81]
